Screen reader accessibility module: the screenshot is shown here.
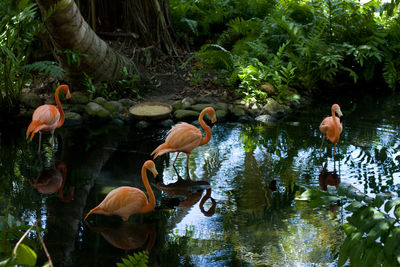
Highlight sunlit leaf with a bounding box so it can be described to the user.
[15,243,37,266]
[384,198,400,213]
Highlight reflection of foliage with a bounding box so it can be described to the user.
[116,251,149,267]
[296,186,400,266]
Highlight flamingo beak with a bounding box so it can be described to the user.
[150,166,158,177]
[66,90,71,99]
[336,107,343,117]
[211,114,217,124]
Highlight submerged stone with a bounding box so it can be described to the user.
[64,112,83,126]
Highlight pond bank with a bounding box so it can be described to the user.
[17,84,313,129]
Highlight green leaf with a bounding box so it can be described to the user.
[342,223,357,235]
[15,243,37,266]
[384,199,400,213]
[394,205,400,219]
[384,228,400,258]
[338,236,351,266]
[366,221,390,244]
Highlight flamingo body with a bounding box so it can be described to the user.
[319,104,343,157]
[84,160,158,221]
[151,107,216,175]
[26,85,71,152]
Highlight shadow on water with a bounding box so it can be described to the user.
[1,93,400,266]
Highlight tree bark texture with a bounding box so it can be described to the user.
[77,0,177,55]
[36,0,137,87]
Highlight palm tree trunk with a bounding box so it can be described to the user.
[36,0,137,87]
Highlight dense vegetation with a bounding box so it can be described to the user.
[1,0,400,266]
[171,0,400,103]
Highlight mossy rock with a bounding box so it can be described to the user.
[171,100,183,111]
[85,102,110,119]
[215,109,228,122]
[191,103,214,112]
[230,105,246,117]
[102,101,123,113]
[64,112,83,126]
[70,92,89,104]
[174,109,200,121]
[118,98,135,107]
[93,97,107,105]
[182,97,195,109]
[215,102,228,111]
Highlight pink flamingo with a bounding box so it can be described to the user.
[319,104,343,158]
[84,160,158,221]
[151,107,216,176]
[26,84,71,153]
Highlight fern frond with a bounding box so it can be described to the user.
[21,61,65,79]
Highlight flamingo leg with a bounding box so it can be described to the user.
[38,132,42,154]
[185,153,191,179]
[319,135,325,154]
[172,152,180,167]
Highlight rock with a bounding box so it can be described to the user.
[85,102,110,119]
[247,103,262,116]
[102,101,123,113]
[110,118,124,126]
[174,109,199,121]
[93,97,107,105]
[159,119,174,127]
[216,109,227,122]
[64,112,83,126]
[230,105,246,117]
[260,82,276,95]
[171,100,183,111]
[191,103,214,112]
[68,104,86,114]
[263,98,287,117]
[70,92,89,104]
[195,96,216,104]
[182,97,195,109]
[136,120,150,129]
[255,114,275,123]
[118,98,135,107]
[238,115,254,124]
[21,93,42,108]
[215,102,228,111]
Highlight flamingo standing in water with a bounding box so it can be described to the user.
[151,107,217,176]
[319,104,343,158]
[26,84,71,153]
[84,160,158,222]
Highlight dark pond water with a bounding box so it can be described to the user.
[1,93,400,266]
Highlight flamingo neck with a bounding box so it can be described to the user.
[55,86,66,128]
[331,107,340,141]
[199,110,212,146]
[141,166,155,213]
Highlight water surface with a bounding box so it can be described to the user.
[1,93,400,266]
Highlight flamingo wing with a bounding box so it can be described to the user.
[165,123,202,152]
[99,187,148,216]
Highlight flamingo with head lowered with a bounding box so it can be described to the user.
[151,107,217,177]
[84,160,158,222]
[319,104,343,158]
[26,84,71,153]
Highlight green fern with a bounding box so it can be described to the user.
[116,251,149,267]
[21,61,65,79]
[196,44,234,71]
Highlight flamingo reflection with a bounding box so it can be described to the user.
[154,173,216,217]
[318,162,340,191]
[85,221,156,252]
[319,162,341,212]
[29,161,74,203]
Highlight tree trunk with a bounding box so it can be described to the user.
[77,0,177,56]
[36,0,137,88]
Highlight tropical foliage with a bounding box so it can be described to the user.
[0,0,63,113]
[171,0,400,104]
